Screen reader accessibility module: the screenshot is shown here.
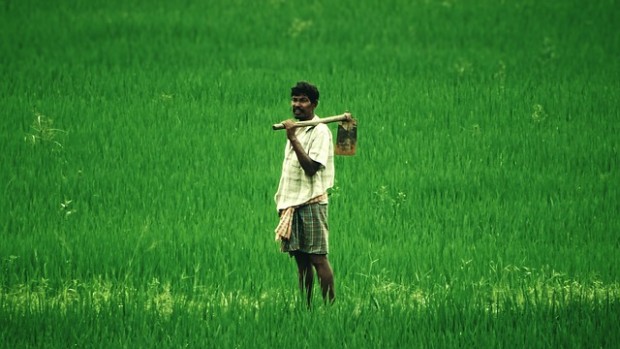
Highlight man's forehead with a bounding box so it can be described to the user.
[291,95,313,104]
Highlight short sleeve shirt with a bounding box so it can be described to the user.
[274,116,334,211]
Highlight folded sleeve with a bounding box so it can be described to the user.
[307,124,332,168]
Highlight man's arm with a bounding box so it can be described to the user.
[283,120,322,176]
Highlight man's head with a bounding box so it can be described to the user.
[291,81,319,121]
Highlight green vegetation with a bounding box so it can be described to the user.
[1,0,618,347]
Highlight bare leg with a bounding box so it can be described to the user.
[310,254,335,304]
[293,252,314,307]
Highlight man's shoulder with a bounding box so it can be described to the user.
[312,116,332,134]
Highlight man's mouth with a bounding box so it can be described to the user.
[293,108,303,115]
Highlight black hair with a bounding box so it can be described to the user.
[291,81,320,104]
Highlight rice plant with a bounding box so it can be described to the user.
[1,0,618,347]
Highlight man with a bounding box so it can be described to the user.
[274,81,335,306]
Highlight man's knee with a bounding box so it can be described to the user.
[309,254,328,266]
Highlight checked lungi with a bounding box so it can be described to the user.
[275,195,329,254]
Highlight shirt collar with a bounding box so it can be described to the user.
[304,115,320,132]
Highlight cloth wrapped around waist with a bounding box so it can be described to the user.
[274,193,328,241]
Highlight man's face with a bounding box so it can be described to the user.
[291,94,316,121]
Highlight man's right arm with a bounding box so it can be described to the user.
[283,120,322,177]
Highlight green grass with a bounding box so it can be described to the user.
[1,0,619,347]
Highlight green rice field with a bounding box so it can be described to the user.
[1,0,619,347]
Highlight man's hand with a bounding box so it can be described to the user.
[282,119,297,141]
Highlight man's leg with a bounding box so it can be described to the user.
[293,252,314,306]
[310,254,335,304]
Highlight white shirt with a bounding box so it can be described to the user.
[274,116,334,211]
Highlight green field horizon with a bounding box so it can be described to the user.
[1,0,619,348]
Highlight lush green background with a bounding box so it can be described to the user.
[1,0,619,348]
